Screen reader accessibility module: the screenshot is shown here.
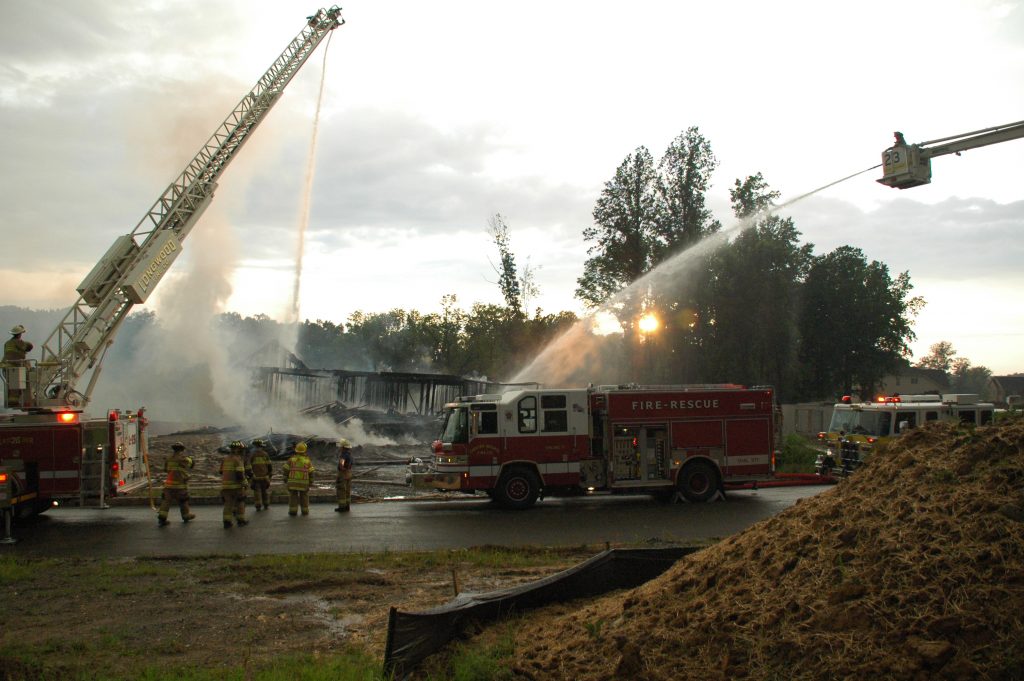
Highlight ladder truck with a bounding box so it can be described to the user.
[0,7,345,521]
[877,119,1024,189]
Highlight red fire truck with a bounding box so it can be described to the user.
[410,384,779,508]
[0,408,147,518]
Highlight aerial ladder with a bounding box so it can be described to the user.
[10,7,344,410]
[877,119,1024,189]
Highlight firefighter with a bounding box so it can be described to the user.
[285,441,314,516]
[157,442,196,526]
[334,439,354,512]
[248,439,274,511]
[3,325,33,407]
[3,325,32,363]
[220,441,249,528]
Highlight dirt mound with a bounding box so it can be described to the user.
[504,418,1024,681]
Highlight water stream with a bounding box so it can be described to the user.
[290,32,334,324]
[511,163,882,385]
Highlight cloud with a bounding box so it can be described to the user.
[787,196,1024,280]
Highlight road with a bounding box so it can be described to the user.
[2,486,829,558]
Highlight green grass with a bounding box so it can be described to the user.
[0,556,37,583]
[424,627,518,681]
[0,649,387,681]
[776,433,819,473]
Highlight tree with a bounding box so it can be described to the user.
[798,246,923,399]
[951,357,993,397]
[487,213,523,317]
[690,175,811,397]
[916,341,957,372]
[575,146,660,308]
[654,126,721,258]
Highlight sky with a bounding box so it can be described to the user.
[1,0,1023,374]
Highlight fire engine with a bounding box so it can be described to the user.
[410,384,779,509]
[0,7,345,520]
[815,393,995,475]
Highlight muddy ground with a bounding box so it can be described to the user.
[0,544,599,680]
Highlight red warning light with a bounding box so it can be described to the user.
[57,412,78,424]
[0,472,8,483]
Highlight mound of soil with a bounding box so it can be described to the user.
[504,418,1024,681]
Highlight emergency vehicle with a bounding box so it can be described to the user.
[0,408,147,518]
[0,8,345,519]
[815,393,995,475]
[410,384,779,509]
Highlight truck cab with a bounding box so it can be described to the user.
[816,393,995,474]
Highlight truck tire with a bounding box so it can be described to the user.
[678,460,719,503]
[494,466,541,510]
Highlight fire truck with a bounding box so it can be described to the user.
[0,7,345,520]
[410,384,779,509]
[815,393,995,475]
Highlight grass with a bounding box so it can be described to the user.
[0,547,593,681]
[0,650,387,681]
[776,433,820,473]
[216,545,590,586]
[424,627,518,681]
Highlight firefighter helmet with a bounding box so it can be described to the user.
[229,440,245,450]
[338,438,352,450]
[171,442,185,451]
[10,324,26,335]
[252,438,267,448]
[294,442,308,454]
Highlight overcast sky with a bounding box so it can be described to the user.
[1,0,1023,374]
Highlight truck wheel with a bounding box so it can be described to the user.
[678,460,719,503]
[494,467,541,510]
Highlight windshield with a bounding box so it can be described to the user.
[439,407,469,444]
[828,408,892,437]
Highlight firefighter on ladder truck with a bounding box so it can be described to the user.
[410,384,780,509]
[0,7,345,525]
[877,119,1024,189]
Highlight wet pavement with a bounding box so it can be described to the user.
[2,486,829,557]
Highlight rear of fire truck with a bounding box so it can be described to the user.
[0,407,148,518]
[816,393,995,475]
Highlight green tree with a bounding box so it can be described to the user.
[575,146,660,308]
[487,213,523,317]
[951,357,993,397]
[915,340,957,372]
[654,126,721,258]
[798,246,923,399]
[695,175,812,396]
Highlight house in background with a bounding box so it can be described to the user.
[987,375,1024,407]
[875,366,949,397]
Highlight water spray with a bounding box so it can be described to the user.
[290,30,335,324]
[512,163,885,385]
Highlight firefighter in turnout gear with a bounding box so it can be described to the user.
[248,439,274,510]
[3,324,33,407]
[335,439,353,512]
[157,442,196,526]
[285,441,314,516]
[220,441,249,528]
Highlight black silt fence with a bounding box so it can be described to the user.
[383,546,698,679]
